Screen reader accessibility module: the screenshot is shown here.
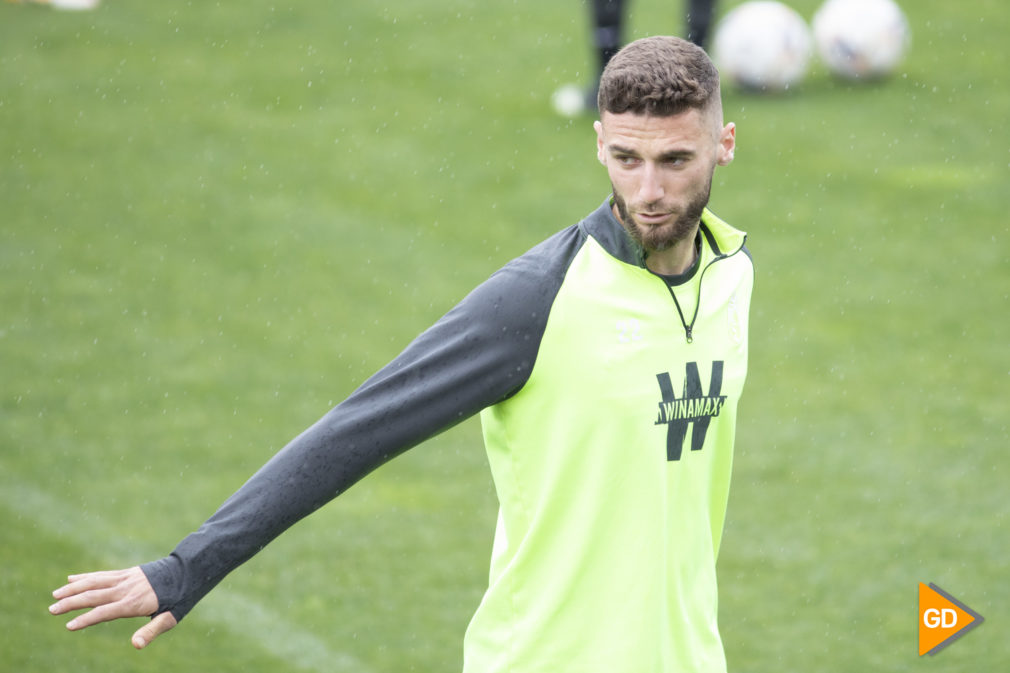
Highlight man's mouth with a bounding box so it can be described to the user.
[635,211,673,225]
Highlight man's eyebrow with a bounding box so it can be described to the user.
[606,144,695,161]
[607,144,640,156]
[659,149,695,160]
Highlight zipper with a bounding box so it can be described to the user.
[661,244,745,344]
[663,261,715,344]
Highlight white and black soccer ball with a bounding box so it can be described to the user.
[713,1,813,92]
[812,0,911,80]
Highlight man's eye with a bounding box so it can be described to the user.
[617,156,639,166]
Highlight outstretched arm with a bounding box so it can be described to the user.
[47,222,583,649]
[50,567,178,649]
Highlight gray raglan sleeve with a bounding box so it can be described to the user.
[140,225,584,622]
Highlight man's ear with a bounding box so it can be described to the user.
[594,120,606,165]
[717,122,736,166]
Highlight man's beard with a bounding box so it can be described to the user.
[612,174,713,253]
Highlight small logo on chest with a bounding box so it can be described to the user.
[616,319,642,343]
[655,362,727,461]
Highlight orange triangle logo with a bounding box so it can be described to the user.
[918,583,984,656]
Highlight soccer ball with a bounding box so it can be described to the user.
[551,83,588,118]
[812,0,911,79]
[48,0,101,9]
[712,1,813,92]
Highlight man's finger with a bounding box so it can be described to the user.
[132,612,178,650]
[52,570,125,600]
[66,569,126,584]
[64,603,120,630]
[49,586,121,616]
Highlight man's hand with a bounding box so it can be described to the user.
[49,567,178,649]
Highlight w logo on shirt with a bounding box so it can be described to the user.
[655,362,727,461]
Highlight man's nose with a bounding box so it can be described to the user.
[639,164,664,203]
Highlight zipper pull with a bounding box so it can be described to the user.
[685,326,693,344]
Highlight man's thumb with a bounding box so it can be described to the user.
[131,611,177,650]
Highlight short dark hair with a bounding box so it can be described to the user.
[598,36,721,116]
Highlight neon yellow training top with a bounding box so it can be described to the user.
[465,203,752,672]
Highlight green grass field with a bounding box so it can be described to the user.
[2,0,1007,670]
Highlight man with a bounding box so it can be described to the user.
[50,36,750,672]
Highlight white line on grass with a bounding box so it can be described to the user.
[1,477,371,673]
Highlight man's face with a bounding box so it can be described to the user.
[594,107,735,253]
